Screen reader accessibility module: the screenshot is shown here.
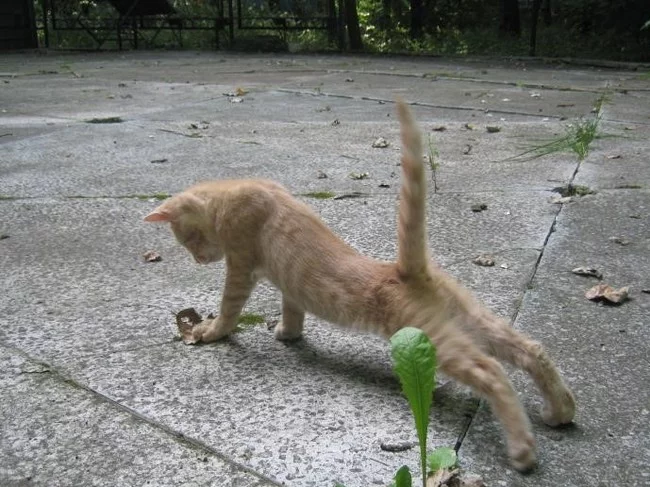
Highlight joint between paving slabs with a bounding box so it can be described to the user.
[1,344,284,486]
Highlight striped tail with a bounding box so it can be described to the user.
[396,99,429,278]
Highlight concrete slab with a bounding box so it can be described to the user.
[0,345,277,486]
[0,104,578,198]
[460,190,650,485]
[1,51,648,487]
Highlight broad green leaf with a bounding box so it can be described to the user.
[390,327,437,487]
[389,465,412,487]
[426,447,458,472]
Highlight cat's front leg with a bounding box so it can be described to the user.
[193,260,255,343]
[274,295,305,341]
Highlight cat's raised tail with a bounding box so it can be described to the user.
[396,99,429,278]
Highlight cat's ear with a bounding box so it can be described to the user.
[144,208,173,222]
[144,192,205,223]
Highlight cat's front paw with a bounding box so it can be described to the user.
[192,318,227,343]
[273,321,303,341]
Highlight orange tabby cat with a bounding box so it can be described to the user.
[145,100,575,471]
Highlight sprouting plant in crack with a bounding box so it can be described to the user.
[336,328,458,487]
[504,116,601,163]
[427,134,440,193]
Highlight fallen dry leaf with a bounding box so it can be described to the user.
[432,125,447,132]
[372,137,389,148]
[175,307,203,344]
[427,468,458,487]
[473,255,495,267]
[379,440,416,452]
[427,469,485,487]
[486,125,501,133]
[550,195,573,204]
[572,267,603,279]
[331,118,340,126]
[585,284,630,305]
[471,203,487,212]
[235,87,248,96]
[463,123,475,131]
[609,236,630,246]
[606,154,622,160]
[349,172,369,180]
[317,170,328,179]
[229,97,244,104]
[143,250,162,262]
[462,144,472,155]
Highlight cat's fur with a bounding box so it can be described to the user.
[145,101,575,471]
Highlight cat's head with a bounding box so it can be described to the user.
[144,192,224,264]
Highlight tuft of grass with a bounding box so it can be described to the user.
[302,191,336,199]
[86,116,124,124]
[135,193,171,201]
[507,117,600,162]
[237,313,265,325]
[593,92,612,113]
[615,184,643,189]
[426,134,440,193]
[553,184,595,197]
[234,313,265,333]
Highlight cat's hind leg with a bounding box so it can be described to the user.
[479,316,576,427]
[274,295,305,341]
[432,327,537,471]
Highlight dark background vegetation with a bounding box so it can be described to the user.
[39,0,650,61]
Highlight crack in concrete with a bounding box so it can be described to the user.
[276,88,570,119]
[1,344,284,487]
[452,90,605,454]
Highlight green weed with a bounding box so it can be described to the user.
[507,117,601,162]
[135,193,171,201]
[85,116,124,124]
[302,191,336,199]
[338,328,463,487]
[234,313,266,333]
[427,135,440,193]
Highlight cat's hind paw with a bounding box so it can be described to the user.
[273,321,303,341]
[541,388,576,427]
[508,433,537,473]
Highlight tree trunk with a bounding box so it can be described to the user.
[343,0,363,50]
[410,0,424,39]
[499,0,521,37]
[380,0,391,29]
[529,0,541,55]
[542,0,552,26]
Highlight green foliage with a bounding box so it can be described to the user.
[390,327,437,487]
[389,465,413,487]
[426,447,458,471]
